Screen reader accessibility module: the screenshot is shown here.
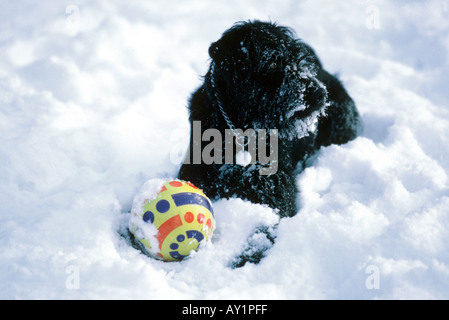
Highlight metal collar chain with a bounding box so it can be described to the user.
[209,63,248,147]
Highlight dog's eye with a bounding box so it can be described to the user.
[269,62,278,70]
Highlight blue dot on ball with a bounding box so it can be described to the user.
[177,234,185,242]
[156,199,170,213]
[143,211,154,223]
[170,243,179,250]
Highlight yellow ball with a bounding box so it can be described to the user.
[130,180,215,261]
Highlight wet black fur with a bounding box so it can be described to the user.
[178,20,361,219]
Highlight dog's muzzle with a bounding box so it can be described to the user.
[286,77,328,120]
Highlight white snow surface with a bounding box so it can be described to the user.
[1,0,449,299]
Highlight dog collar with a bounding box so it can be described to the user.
[209,63,248,148]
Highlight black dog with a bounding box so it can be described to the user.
[178,21,362,264]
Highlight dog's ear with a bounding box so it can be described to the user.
[209,37,248,64]
[209,40,221,61]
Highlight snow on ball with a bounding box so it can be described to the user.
[129,180,215,262]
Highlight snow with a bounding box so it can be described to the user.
[1,0,449,299]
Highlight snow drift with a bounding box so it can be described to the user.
[1,0,449,299]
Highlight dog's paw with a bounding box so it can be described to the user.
[230,225,277,268]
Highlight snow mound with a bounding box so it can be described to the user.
[1,0,449,299]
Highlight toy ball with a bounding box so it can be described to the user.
[129,180,215,262]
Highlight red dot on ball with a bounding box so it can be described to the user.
[184,211,194,223]
[169,181,183,187]
[186,181,198,189]
[206,218,212,229]
[197,213,205,224]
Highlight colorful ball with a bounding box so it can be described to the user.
[129,180,215,262]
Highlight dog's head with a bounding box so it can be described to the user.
[207,20,328,139]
